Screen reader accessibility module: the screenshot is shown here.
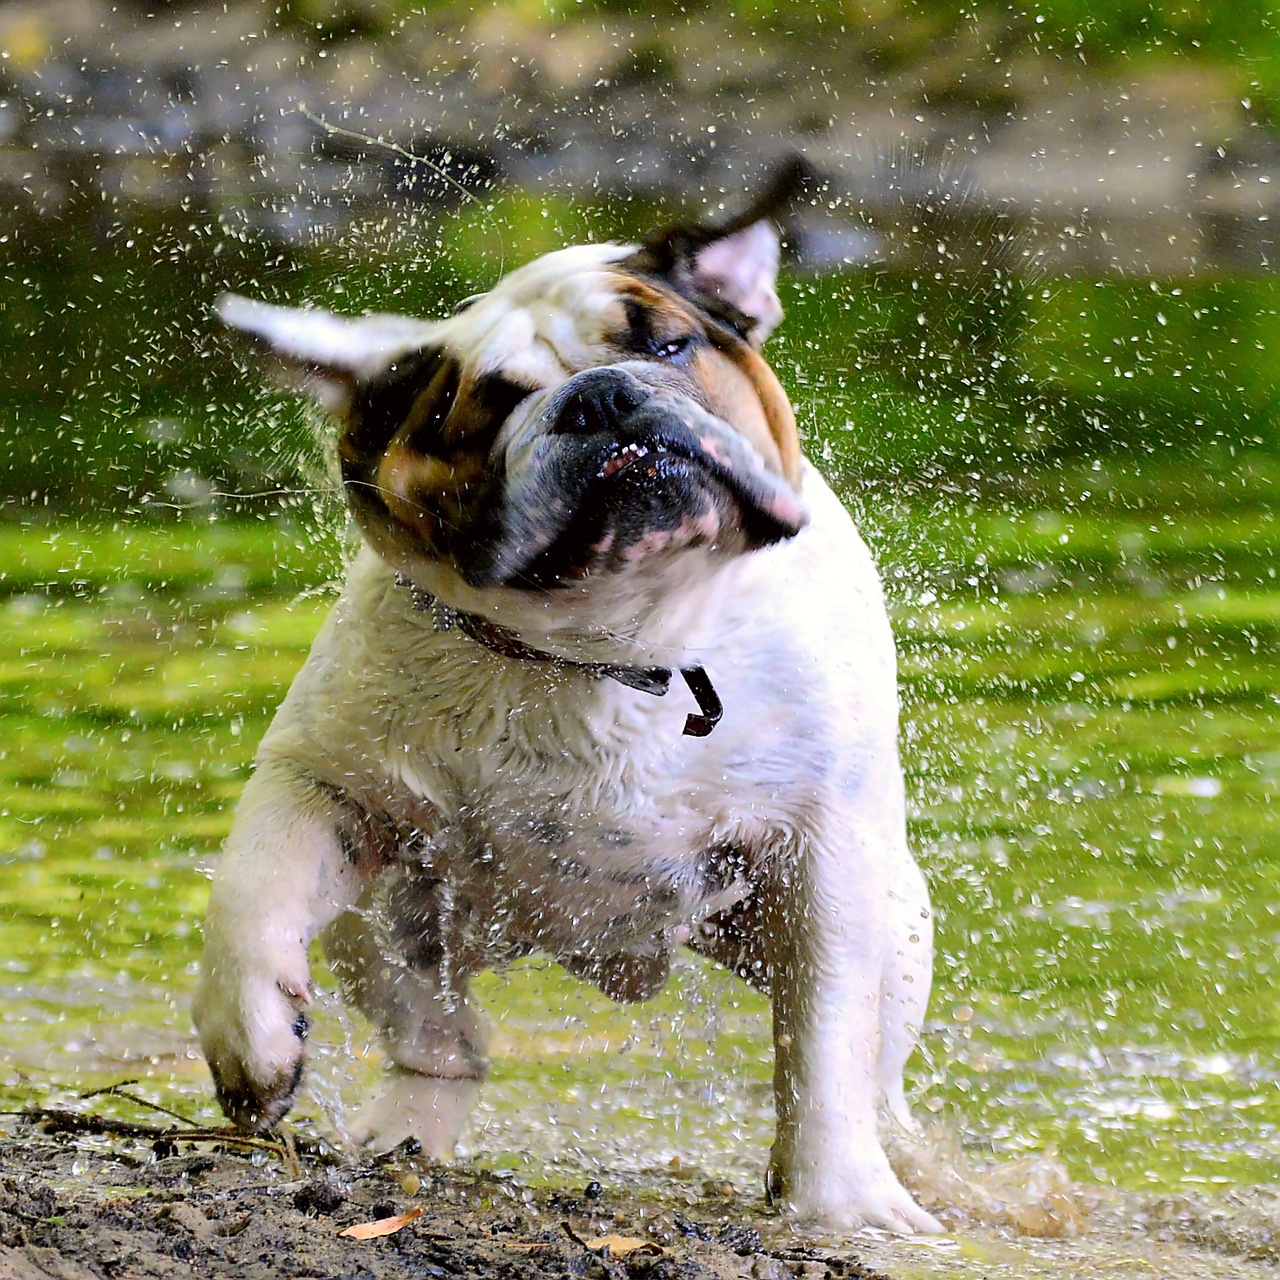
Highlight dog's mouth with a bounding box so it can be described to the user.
[598,440,652,480]
[454,366,808,589]
[590,433,720,498]
[585,422,792,543]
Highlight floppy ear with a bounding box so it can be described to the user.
[684,220,783,346]
[215,294,438,415]
[626,158,814,347]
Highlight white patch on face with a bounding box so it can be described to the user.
[438,243,633,388]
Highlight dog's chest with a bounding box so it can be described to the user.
[290,546,834,972]
[384,704,754,968]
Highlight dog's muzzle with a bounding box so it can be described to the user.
[455,365,809,589]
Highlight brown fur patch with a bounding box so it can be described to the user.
[374,444,487,546]
[441,371,535,451]
[605,277,704,354]
[609,270,801,486]
[701,336,801,486]
[339,347,511,555]
[339,347,457,484]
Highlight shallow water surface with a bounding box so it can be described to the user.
[1,462,1276,1275]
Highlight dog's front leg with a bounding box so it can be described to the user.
[194,761,381,1130]
[766,816,942,1235]
[877,848,933,1133]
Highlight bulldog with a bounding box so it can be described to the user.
[194,171,940,1234]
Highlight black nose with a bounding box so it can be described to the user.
[551,368,649,437]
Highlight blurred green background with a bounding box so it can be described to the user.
[2,0,1279,511]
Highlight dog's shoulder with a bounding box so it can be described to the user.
[740,462,895,668]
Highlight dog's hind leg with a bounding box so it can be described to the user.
[195,762,385,1131]
[322,881,490,1158]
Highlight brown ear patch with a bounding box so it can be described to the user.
[340,347,459,483]
[618,158,812,341]
[340,346,538,555]
[340,347,469,551]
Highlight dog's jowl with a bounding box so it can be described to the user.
[195,179,941,1234]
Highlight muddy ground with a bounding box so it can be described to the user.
[0,1112,888,1280]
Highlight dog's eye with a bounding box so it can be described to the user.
[654,334,695,365]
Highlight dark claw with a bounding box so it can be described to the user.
[210,1055,305,1133]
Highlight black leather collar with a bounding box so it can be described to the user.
[396,574,723,737]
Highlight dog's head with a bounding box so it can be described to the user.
[219,184,809,601]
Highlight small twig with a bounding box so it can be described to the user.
[4,1107,291,1160]
[77,1082,202,1128]
[2,1108,159,1139]
[560,1222,627,1279]
[279,1124,303,1180]
[561,1221,589,1249]
[297,104,507,275]
[78,1078,141,1099]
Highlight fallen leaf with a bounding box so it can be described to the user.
[338,1207,423,1240]
[583,1234,663,1259]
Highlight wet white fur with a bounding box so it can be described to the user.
[196,236,940,1235]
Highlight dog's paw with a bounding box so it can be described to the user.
[193,956,311,1132]
[346,1071,480,1159]
[768,1152,942,1236]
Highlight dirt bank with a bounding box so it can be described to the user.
[2,0,1276,272]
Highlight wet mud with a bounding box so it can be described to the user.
[5,1110,1280,1280]
[0,1118,889,1280]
